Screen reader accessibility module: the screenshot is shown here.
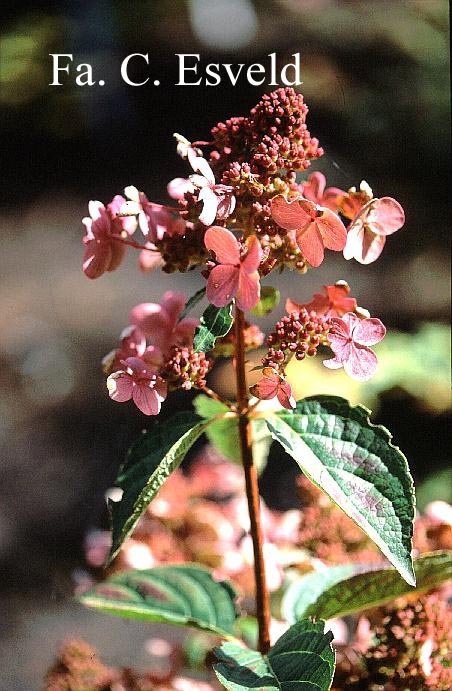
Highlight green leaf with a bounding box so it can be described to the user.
[194,303,234,353]
[214,619,335,691]
[193,395,272,473]
[266,396,416,585]
[108,412,212,563]
[178,286,206,322]
[283,551,452,623]
[251,286,281,317]
[80,564,239,637]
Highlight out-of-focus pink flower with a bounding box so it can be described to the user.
[343,197,405,264]
[250,367,296,410]
[107,357,167,416]
[102,325,163,375]
[204,227,262,311]
[324,312,386,381]
[130,291,198,356]
[189,156,236,225]
[138,242,164,272]
[82,201,127,279]
[271,195,347,267]
[124,186,186,242]
[286,282,357,318]
[107,195,137,235]
[301,172,344,211]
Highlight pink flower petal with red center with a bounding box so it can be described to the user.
[132,384,162,416]
[205,226,240,265]
[353,318,386,346]
[242,235,262,272]
[206,264,239,307]
[344,343,378,381]
[296,222,325,267]
[270,195,311,231]
[367,197,405,236]
[198,187,219,225]
[316,209,347,250]
[107,371,133,402]
[237,269,260,311]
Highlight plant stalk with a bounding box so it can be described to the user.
[234,306,271,654]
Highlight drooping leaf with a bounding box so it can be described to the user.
[266,396,416,585]
[178,286,206,322]
[283,551,452,623]
[193,395,272,473]
[108,412,212,563]
[80,564,239,637]
[214,619,335,691]
[251,286,281,317]
[194,303,234,353]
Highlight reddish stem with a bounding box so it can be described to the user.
[234,306,271,654]
[110,235,154,251]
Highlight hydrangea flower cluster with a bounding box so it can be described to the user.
[81,86,404,416]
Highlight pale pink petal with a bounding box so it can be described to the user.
[206,264,239,306]
[367,197,405,236]
[129,303,172,347]
[343,220,365,261]
[271,195,310,231]
[296,222,325,267]
[343,344,378,381]
[216,193,236,220]
[198,187,219,225]
[241,235,263,273]
[190,174,209,188]
[341,312,362,332]
[327,334,352,362]
[167,177,194,200]
[161,291,187,325]
[358,229,386,264]
[353,318,386,346]
[323,356,344,370]
[192,156,216,185]
[139,246,163,272]
[133,384,162,416]
[205,226,240,265]
[83,240,112,279]
[88,200,104,220]
[316,208,347,250]
[107,371,133,402]
[237,269,260,311]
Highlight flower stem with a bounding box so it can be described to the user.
[234,306,271,654]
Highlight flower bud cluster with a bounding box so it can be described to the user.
[155,225,208,273]
[263,308,332,371]
[161,345,211,391]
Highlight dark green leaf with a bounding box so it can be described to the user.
[194,303,234,353]
[283,551,452,623]
[251,286,281,317]
[193,395,271,473]
[80,564,239,636]
[266,396,416,585]
[214,619,335,690]
[108,412,212,563]
[178,286,206,322]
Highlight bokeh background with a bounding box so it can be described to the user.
[0,1,450,689]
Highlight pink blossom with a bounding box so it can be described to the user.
[102,325,163,375]
[107,357,167,416]
[271,195,347,267]
[286,282,357,318]
[129,291,198,356]
[204,226,262,311]
[324,312,386,381]
[138,242,164,272]
[343,196,405,264]
[106,195,137,235]
[189,156,236,226]
[124,186,186,242]
[250,367,296,409]
[82,201,126,279]
[167,177,195,200]
[301,172,344,211]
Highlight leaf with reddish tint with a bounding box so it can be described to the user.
[80,565,239,636]
[266,396,416,585]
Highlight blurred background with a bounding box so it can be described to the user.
[0,1,450,688]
